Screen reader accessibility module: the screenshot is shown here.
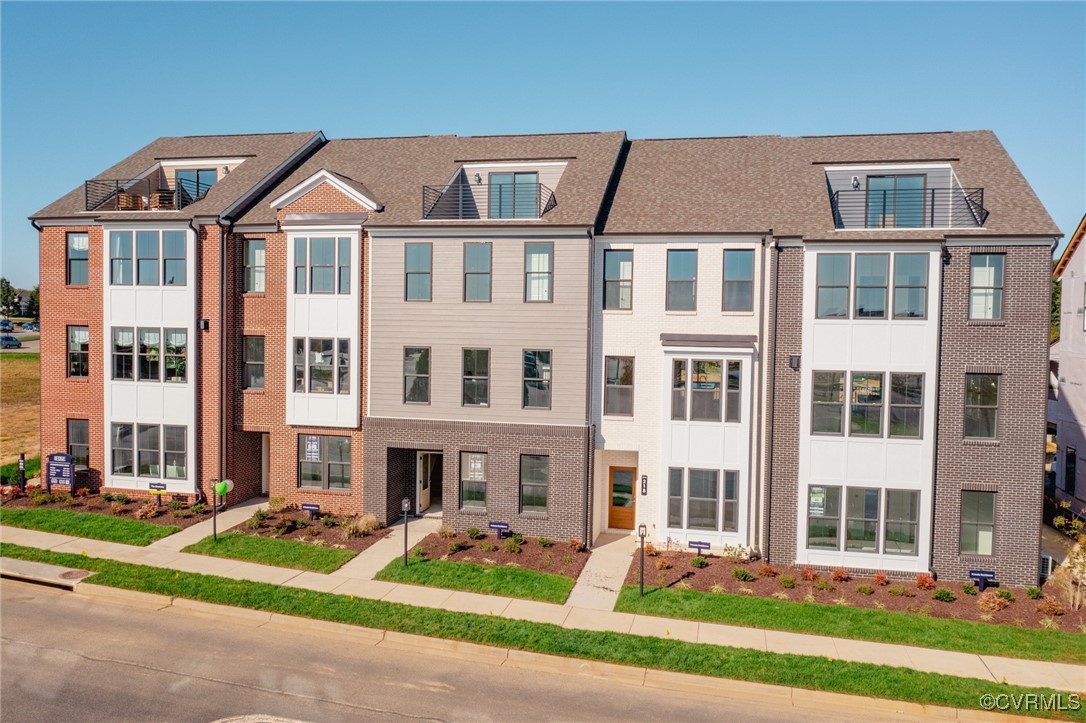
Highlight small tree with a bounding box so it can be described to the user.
[0,278,16,318]
[27,285,39,321]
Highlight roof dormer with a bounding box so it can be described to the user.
[422,160,567,221]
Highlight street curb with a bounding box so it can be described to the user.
[261,613,384,644]
[381,630,510,665]
[169,597,274,625]
[74,582,173,609]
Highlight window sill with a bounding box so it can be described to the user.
[721,310,755,316]
[66,376,90,383]
[963,438,1000,447]
[296,487,353,494]
[665,310,698,316]
[242,292,266,298]
[459,507,488,515]
[241,388,265,395]
[602,415,635,421]
[967,320,1005,327]
[603,308,634,315]
[519,512,548,520]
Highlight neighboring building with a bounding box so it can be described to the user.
[34,128,1059,585]
[1049,213,1086,511]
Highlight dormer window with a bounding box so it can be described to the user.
[825,164,988,229]
[866,175,925,228]
[488,172,538,219]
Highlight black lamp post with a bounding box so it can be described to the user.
[638,523,647,597]
[402,497,411,567]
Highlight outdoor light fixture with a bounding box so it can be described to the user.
[474,173,482,184]
[851,176,861,190]
[402,497,411,567]
[789,355,801,371]
[638,524,648,597]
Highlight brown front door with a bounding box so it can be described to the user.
[608,466,636,529]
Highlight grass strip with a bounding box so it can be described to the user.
[182,532,356,574]
[1,456,41,484]
[0,352,40,361]
[0,508,177,546]
[375,556,574,604]
[2,543,1082,720]
[615,586,1083,665]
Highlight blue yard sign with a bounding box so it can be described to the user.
[688,541,711,552]
[301,503,320,513]
[46,453,74,488]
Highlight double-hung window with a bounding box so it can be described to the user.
[462,349,490,406]
[164,425,187,479]
[489,172,538,219]
[889,373,923,438]
[337,340,350,394]
[136,231,159,286]
[112,327,134,380]
[690,360,722,422]
[603,249,633,310]
[884,490,919,555]
[807,485,841,548]
[519,454,548,513]
[666,250,697,311]
[464,243,492,301]
[849,372,883,436]
[893,253,928,318]
[111,423,134,475]
[845,487,879,552]
[243,336,264,389]
[138,328,160,381]
[403,347,430,403]
[310,237,335,293]
[722,250,754,311]
[687,469,719,531]
[667,468,683,527]
[294,236,351,295]
[524,243,553,302]
[67,326,89,378]
[460,452,487,509]
[109,231,133,285]
[308,339,334,393]
[67,232,89,286]
[68,419,89,471]
[604,356,634,416]
[292,338,347,394]
[162,231,186,285]
[854,254,888,318]
[523,350,551,409]
[964,373,999,438]
[298,435,351,490]
[137,424,160,477]
[960,491,995,555]
[969,254,1004,320]
[405,243,432,301]
[244,239,265,292]
[816,254,849,318]
[812,371,845,434]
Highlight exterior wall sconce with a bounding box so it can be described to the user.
[851,176,861,190]
[473,173,482,184]
[789,355,801,371]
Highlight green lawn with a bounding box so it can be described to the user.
[2,544,1082,721]
[0,507,177,546]
[375,556,575,604]
[0,456,41,484]
[615,586,1084,665]
[182,532,356,573]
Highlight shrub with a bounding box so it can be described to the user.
[800,566,818,582]
[831,567,851,583]
[932,587,956,603]
[1039,617,1062,630]
[191,502,206,515]
[962,583,978,596]
[803,593,817,603]
[887,585,915,598]
[75,487,92,498]
[779,575,796,589]
[655,558,672,571]
[437,525,456,539]
[813,579,834,592]
[872,572,890,586]
[267,496,286,513]
[732,567,755,582]
[833,597,849,606]
[977,590,1009,612]
[247,508,269,530]
[1035,596,1066,616]
[855,584,874,595]
[168,499,183,511]
[719,544,747,562]
[511,532,525,546]
[341,513,379,540]
[478,541,497,553]
[109,501,126,515]
[691,555,708,569]
[113,494,131,505]
[915,573,936,591]
[1026,586,1044,600]
[568,539,583,552]
[502,539,522,555]
[135,502,158,520]
[29,491,51,505]
[644,543,658,557]
[410,546,426,558]
[759,563,778,578]
[465,527,482,540]
[711,584,727,594]
[537,537,554,548]
[448,541,468,553]
[996,589,1015,603]
[101,492,114,502]
[772,591,790,600]
[321,515,336,528]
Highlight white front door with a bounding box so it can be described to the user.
[417,452,432,514]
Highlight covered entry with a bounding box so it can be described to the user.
[416,451,443,515]
[608,466,636,529]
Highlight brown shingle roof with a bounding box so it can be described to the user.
[236,131,627,227]
[32,132,322,221]
[601,130,1060,238]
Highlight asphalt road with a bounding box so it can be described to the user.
[0,580,882,723]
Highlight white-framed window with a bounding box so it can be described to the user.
[294,236,351,295]
[293,337,349,395]
[524,242,553,302]
[960,490,995,555]
[604,356,634,416]
[244,238,265,293]
[460,451,487,509]
[969,254,1004,320]
[298,434,351,490]
[722,250,754,312]
[666,467,739,533]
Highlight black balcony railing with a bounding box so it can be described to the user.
[84,174,214,212]
[422,180,557,220]
[830,187,988,229]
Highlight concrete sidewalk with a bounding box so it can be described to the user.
[1,523,1082,694]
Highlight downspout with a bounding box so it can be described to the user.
[584,227,595,549]
[218,218,232,504]
[189,219,204,503]
[929,244,948,574]
[752,234,768,557]
[30,219,42,232]
[764,237,782,562]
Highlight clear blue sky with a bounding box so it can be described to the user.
[2,1,1083,289]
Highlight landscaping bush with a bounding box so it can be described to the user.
[855,584,874,595]
[977,590,1009,612]
[113,494,131,505]
[1026,586,1044,600]
[134,502,158,520]
[247,508,269,530]
[502,539,521,555]
[655,557,672,571]
[341,513,379,540]
[644,543,658,557]
[831,567,850,583]
[887,585,915,598]
[448,541,468,553]
[962,583,978,596]
[478,541,497,553]
[167,499,183,511]
[813,579,834,592]
[109,501,126,515]
[691,555,708,569]
[1035,596,1065,616]
[759,563,778,578]
[932,587,956,603]
[101,492,115,503]
[465,527,482,540]
[915,573,936,591]
[321,515,336,528]
[437,526,456,539]
[511,533,525,546]
[567,539,583,552]
[800,566,818,582]
[410,546,426,558]
[191,502,206,515]
[872,572,890,586]
[537,537,553,548]
[267,496,286,513]
[732,567,755,582]
[996,589,1015,603]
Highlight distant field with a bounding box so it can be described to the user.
[0,353,40,466]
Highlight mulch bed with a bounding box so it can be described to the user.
[222,506,392,555]
[411,529,591,579]
[623,549,1085,632]
[0,488,213,530]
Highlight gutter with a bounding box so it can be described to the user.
[585,226,595,549]
[752,234,768,556]
[764,238,782,561]
[929,244,948,574]
[30,219,42,232]
[217,217,233,503]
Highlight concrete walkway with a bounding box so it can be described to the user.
[565,532,636,610]
[149,497,267,552]
[1,523,1082,694]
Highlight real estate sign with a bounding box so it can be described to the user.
[46,453,74,488]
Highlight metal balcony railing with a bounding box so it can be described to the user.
[422,180,557,220]
[84,174,214,212]
[830,187,988,229]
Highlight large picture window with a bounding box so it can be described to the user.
[67,326,89,378]
[464,243,492,302]
[298,435,351,490]
[67,232,89,286]
[603,250,633,310]
[969,254,1004,320]
[604,356,634,416]
[666,249,697,311]
[519,455,548,514]
[522,350,551,409]
[960,491,995,555]
[460,452,487,509]
[294,236,351,295]
[292,338,348,395]
[405,243,432,301]
[462,349,490,406]
[722,250,754,311]
[524,243,553,302]
[964,373,999,438]
[404,347,430,404]
[816,254,849,318]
